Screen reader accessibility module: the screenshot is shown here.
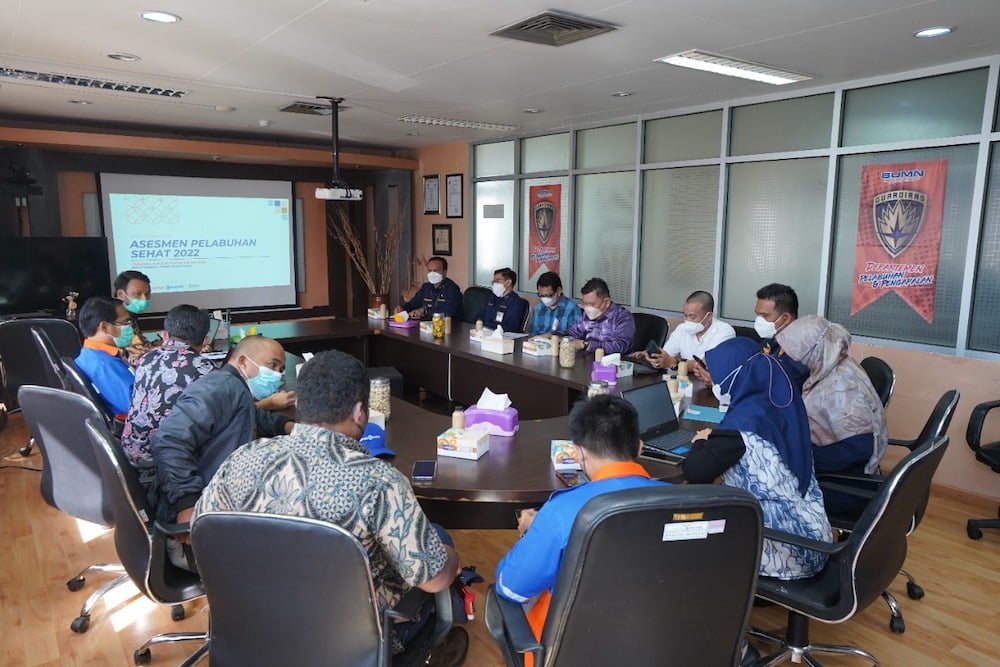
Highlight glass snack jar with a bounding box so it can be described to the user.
[369,377,391,419]
[432,313,445,339]
[559,337,577,368]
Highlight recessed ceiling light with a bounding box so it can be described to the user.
[610,91,635,98]
[522,108,544,114]
[140,10,181,24]
[214,105,236,112]
[655,49,812,85]
[914,26,953,38]
[67,99,92,105]
[107,52,141,62]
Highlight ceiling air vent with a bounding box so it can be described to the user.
[491,10,618,47]
[279,100,346,116]
[0,67,187,97]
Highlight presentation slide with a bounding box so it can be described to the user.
[100,173,296,313]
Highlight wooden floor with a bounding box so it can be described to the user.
[2,411,999,666]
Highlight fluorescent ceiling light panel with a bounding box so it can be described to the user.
[656,50,812,86]
[398,115,518,132]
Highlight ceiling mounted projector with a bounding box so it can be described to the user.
[315,96,363,201]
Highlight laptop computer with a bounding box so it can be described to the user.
[620,381,696,465]
[202,317,231,359]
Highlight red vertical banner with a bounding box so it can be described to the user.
[850,160,947,324]
[528,184,561,279]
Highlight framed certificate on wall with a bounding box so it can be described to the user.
[432,224,452,255]
[445,173,463,218]
[423,175,440,214]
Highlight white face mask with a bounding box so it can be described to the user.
[584,305,602,320]
[676,312,709,336]
[540,296,555,307]
[491,282,506,298]
[712,364,742,406]
[427,271,443,285]
[754,315,778,340]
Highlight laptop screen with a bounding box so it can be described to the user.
[206,317,223,343]
[621,382,677,434]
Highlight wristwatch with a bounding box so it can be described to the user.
[582,339,590,351]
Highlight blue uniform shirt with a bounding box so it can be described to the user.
[75,340,134,416]
[529,297,583,336]
[400,278,463,318]
[478,291,527,333]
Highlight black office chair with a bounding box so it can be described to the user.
[461,286,492,324]
[17,385,130,634]
[860,356,896,408]
[485,486,763,667]
[732,325,763,344]
[631,312,669,353]
[965,400,1000,540]
[31,326,72,391]
[752,435,950,665]
[60,355,124,436]
[0,317,81,454]
[190,511,454,667]
[517,296,531,333]
[819,389,959,632]
[85,418,207,666]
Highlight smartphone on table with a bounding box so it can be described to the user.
[645,340,663,356]
[411,459,436,483]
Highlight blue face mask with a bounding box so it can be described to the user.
[243,357,283,400]
[112,324,134,349]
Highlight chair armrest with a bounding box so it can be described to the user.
[154,520,191,537]
[967,400,1000,451]
[888,436,917,450]
[817,481,879,500]
[486,586,543,659]
[763,527,848,556]
[386,587,429,622]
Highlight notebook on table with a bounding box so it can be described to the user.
[620,381,696,465]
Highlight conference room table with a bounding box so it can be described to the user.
[251,316,666,420]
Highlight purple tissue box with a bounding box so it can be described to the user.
[388,319,420,329]
[464,405,519,436]
[591,362,618,385]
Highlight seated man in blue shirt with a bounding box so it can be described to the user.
[74,296,136,417]
[477,267,527,332]
[495,396,666,656]
[527,271,582,336]
[398,256,463,319]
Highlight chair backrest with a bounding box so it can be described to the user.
[517,296,531,333]
[632,313,669,352]
[831,435,949,617]
[859,356,895,408]
[461,286,492,324]
[732,325,762,344]
[965,399,1000,456]
[17,385,114,526]
[85,418,204,605]
[0,318,80,410]
[538,485,762,667]
[910,390,960,451]
[59,355,115,426]
[31,326,71,390]
[191,512,385,667]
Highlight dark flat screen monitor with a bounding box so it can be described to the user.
[0,237,111,316]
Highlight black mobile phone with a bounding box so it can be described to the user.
[645,340,663,356]
[691,354,706,368]
[411,460,436,482]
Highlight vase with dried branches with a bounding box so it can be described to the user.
[327,205,400,309]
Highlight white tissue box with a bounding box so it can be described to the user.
[367,308,383,319]
[551,440,582,471]
[615,361,634,378]
[419,321,433,334]
[481,335,514,355]
[522,339,554,356]
[469,329,483,343]
[436,427,490,460]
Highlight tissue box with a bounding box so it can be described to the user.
[522,339,554,356]
[367,308,383,319]
[591,362,618,385]
[419,321,433,334]
[388,319,419,329]
[481,335,514,355]
[615,361,634,378]
[464,405,519,436]
[469,329,483,343]
[437,427,490,460]
[551,440,582,471]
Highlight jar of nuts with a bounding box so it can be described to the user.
[369,376,391,419]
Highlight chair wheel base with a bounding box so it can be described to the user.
[66,576,86,592]
[906,581,924,599]
[890,616,905,633]
[18,445,33,456]
[967,522,984,540]
[71,615,90,633]
[171,604,185,621]
[133,648,152,665]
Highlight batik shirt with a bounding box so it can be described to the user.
[120,339,214,476]
[193,424,448,650]
[565,302,636,355]
[121,316,157,368]
[528,297,583,336]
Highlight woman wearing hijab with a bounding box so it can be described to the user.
[776,315,888,476]
[681,337,832,580]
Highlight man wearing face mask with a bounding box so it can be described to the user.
[631,291,734,383]
[753,283,809,388]
[114,270,158,368]
[74,296,136,417]
[564,277,636,355]
[477,267,527,333]
[399,256,463,319]
[527,271,582,336]
[194,350,467,660]
[149,335,294,570]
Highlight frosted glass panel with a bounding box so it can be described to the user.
[721,159,827,320]
[639,166,719,310]
[842,69,988,146]
[644,111,722,163]
[475,141,515,178]
[730,94,833,156]
[574,172,635,303]
[520,177,572,289]
[522,133,570,173]
[577,124,636,169]
[827,146,975,346]
[971,143,1000,352]
[474,180,515,286]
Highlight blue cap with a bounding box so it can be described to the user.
[360,420,395,459]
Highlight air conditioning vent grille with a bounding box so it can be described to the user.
[491,10,618,47]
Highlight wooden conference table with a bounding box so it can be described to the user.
[253,317,666,420]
